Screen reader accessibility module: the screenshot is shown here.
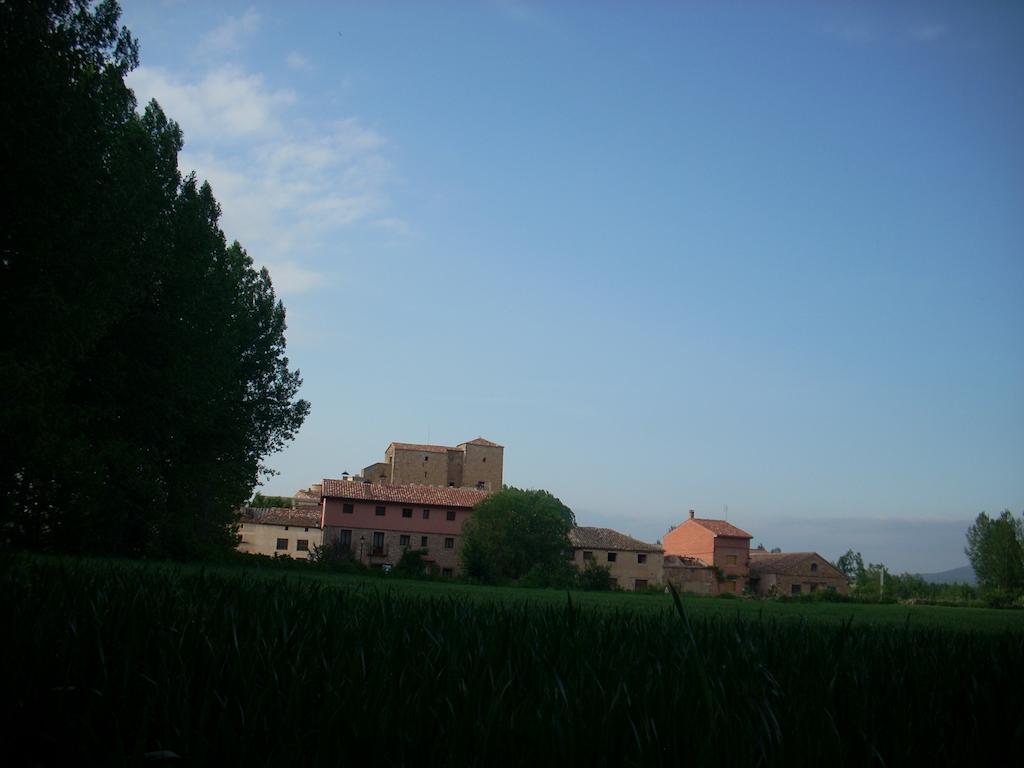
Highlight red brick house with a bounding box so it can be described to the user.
[320,479,491,576]
[662,510,753,594]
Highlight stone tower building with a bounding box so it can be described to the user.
[360,437,503,491]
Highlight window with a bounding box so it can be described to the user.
[402,508,412,518]
[304,527,309,532]
[342,503,353,514]
[637,553,647,564]
[583,551,594,561]
[399,535,410,547]
[607,552,617,563]
[337,529,352,549]
[421,536,428,547]
[442,568,453,577]
[422,509,430,520]
[810,562,819,573]
[482,457,486,463]
[424,455,429,461]
[276,538,288,550]
[296,539,309,552]
[476,481,485,489]
[448,482,455,487]
[635,579,648,591]
[726,554,737,565]
[284,525,289,531]
[446,510,456,521]
[444,537,454,549]
[375,506,385,516]
[791,584,802,595]
[372,532,385,553]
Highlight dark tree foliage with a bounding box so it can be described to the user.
[460,487,575,583]
[965,510,1024,594]
[0,0,309,558]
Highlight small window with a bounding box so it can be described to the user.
[338,529,352,548]
[284,525,289,531]
[402,508,412,518]
[422,509,430,520]
[420,535,428,547]
[342,503,353,514]
[583,551,594,561]
[634,579,648,591]
[375,506,385,516]
[637,553,647,564]
[448,481,455,487]
[240,523,244,529]
[476,481,485,489]
[446,510,456,521]
[276,538,288,550]
[607,552,617,563]
[791,584,802,595]
[442,568,453,577]
[810,562,819,573]
[444,537,454,549]
[296,539,309,552]
[399,534,410,547]
[304,527,309,532]
[424,455,429,461]
[482,457,486,463]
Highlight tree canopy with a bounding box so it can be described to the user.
[460,487,576,583]
[0,0,309,558]
[965,510,1024,594]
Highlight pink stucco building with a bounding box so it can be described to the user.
[320,478,491,576]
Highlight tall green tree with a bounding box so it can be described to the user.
[460,488,575,583]
[965,510,1024,593]
[0,0,308,558]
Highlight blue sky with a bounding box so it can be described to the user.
[122,1,1023,573]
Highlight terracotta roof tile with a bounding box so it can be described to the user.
[664,555,711,568]
[568,526,662,553]
[321,479,491,508]
[689,518,753,539]
[388,442,451,454]
[239,506,322,528]
[749,551,846,579]
[460,437,503,448]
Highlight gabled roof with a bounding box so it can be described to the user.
[749,551,846,579]
[568,526,662,553]
[321,479,491,508]
[387,442,451,454]
[460,437,503,448]
[687,518,753,539]
[239,506,322,529]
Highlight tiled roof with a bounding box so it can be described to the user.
[749,551,846,579]
[388,442,451,454]
[321,479,491,508]
[689,518,753,539]
[664,555,711,568]
[568,526,662,553]
[239,506,322,528]
[461,437,503,448]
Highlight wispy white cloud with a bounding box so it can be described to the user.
[127,64,401,296]
[910,23,947,43]
[285,51,313,71]
[201,8,261,55]
[128,65,294,140]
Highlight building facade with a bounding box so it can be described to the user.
[748,551,849,595]
[359,437,503,491]
[568,527,664,590]
[662,510,753,594]
[320,478,491,576]
[237,506,323,559]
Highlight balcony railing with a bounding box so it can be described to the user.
[366,544,389,557]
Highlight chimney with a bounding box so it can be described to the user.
[689,509,695,520]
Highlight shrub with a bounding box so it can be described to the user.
[576,560,615,591]
[392,549,436,579]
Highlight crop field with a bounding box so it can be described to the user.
[3,555,1022,766]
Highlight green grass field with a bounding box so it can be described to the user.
[4,554,1022,766]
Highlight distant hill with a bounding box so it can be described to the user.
[917,565,976,585]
